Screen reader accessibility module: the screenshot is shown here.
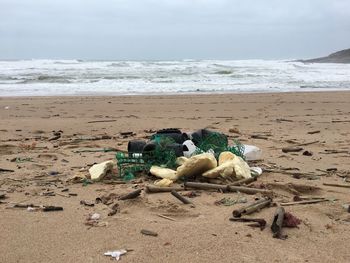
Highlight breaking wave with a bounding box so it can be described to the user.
[0,59,350,96]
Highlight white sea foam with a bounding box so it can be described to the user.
[0,59,349,96]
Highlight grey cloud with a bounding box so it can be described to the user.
[0,0,349,59]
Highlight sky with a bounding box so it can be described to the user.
[1,0,350,60]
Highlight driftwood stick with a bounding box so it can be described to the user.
[0,168,15,173]
[184,182,271,195]
[12,203,38,208]
[323,183,350,188]
[227,185,272,195]
[229,218,267,230]
[271,207,285,238]
[42,206,63,212]
[156,214,176,221]
[229,177,257,186]
[119,189,142,200]
[332,120,350,123]
[146,185,184,193]
[184,182,228,191]
[140,229,158,237]
[293,195,326,201]
[294,140,319,147]
[87,119,117,123]
[281,199,328,206]
[244,198,272,215]
[307,130,320,134]
[232,198,272,218]
[282,146,303,153]
[171,190,193,205]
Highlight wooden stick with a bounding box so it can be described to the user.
[320,150,349,155]
[0,168,15,173]
[251,134,269,140]
[332,120,350,123]
[156,214,176,221]
[282,146,303,153]
[293,195,326,201]
[184,182,272,195]
[229,177,257,186]
[184,182,228,191]
[119,189,142,200]
[42,206,63,212]
[229,218,267,230]
[232,198,272,218]
[146,185,184,193]
[281,199,327,206]
[271,207,285,238]
[294,140,319,147]
[307,130,320,134]
[171,190,193,205]
[244,198,272,215]
[227,185,272,195]
[323,183,350,188]
[141,229,158,237]
[87,119,117,123]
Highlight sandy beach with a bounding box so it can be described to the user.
[1,91,350,263]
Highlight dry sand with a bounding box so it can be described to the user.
[1,92,350,263]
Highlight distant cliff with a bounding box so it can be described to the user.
[301,48,350,64]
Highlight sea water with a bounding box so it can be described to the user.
[0,59,349,96]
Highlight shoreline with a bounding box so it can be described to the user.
[1,89,350,99]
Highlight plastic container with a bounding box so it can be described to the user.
[128,140,147,155]
[243,145,262,161]
[182,140,197,158]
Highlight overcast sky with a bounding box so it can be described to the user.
[1,0,349,60]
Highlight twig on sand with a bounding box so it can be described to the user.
[232,198,272,218]
[281,199,328,206]
[156,214,176,221]
[323,183,350,188]
[87,120,117,123]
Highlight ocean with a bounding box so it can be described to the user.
[0,59,350,96]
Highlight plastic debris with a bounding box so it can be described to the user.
[182,140,197,158]
[150,166,178,181]
[202,152,251,179]
[154,178,173,187]
[27,207,39,212]
[116,129,245,178]
[176,153,217,178]
[218,151,236,165]
[250,167,263,176]
[104,249,127,261]
[90,213,100,220]
[89,160,115,181]
[243,145,262,161]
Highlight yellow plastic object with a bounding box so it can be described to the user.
[176,153,217,178]
[89,160,115,181]
[154,178,174,187]
[203,154,251,179]
[150,166,178,181]
[218,151,235,165]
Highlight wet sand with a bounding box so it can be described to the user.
[1,92,350,263]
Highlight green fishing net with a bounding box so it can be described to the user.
[193,132,245,159]
[116,131,245,179]
[116,135,178,179]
